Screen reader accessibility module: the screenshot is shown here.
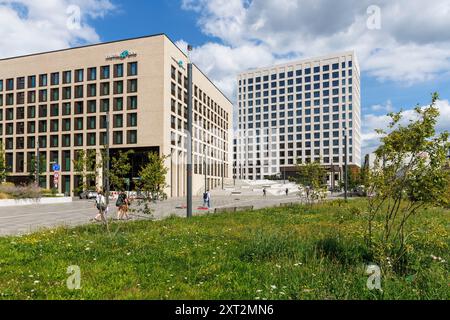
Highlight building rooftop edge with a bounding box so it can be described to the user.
[0,33,234,106]
[237,50,357,77]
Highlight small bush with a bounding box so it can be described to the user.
[0,184,41,199]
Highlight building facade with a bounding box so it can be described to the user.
[0,34,233,197]
[234,52,361,185]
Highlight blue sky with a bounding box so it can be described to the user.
[0,0,449,156]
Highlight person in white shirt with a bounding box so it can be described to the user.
[94,191,107,222]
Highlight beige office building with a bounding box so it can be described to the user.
[0,34,233,197]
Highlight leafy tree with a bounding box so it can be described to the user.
[72,150,101,195]
[28,155,47,185]
[295,160,328,204]
[135,152,168,215]
[109,150,134,192]
[366,93,450,273]
[0,141,6,183]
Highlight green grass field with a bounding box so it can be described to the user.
[0,199,448,300]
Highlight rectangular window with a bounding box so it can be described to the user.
[74,85,83,99]
[113,114,123,128]
[75,117,83,130]
[88,67,97,81]
[39,74,48,87]
[101,66,110,79]
[127,96,137,110]
[6,79,14,91]
[100,82,110,95]
[114,64,124,77]
[127,113,137,127]
[128,62,138,76]
[100,99,109,112]
[87,116,96,130]
[87,133,96,146]
[87,100,96,113]
[114,81,123,94]
[17,77,25,90]
[113,131,123,145]
[127,130,137,144]
[50,104,59,117]
[87,84,96,97]
[113,98,123,111]
[51,73,59,86]
[50,119,59,132]
[74,133,83,146]
[62,119,71,131]
[63,71,72,84]
[39,90,47,102]
[127,79,137,93]
[62,103,71,116]
[75,69,84,82]
[62,87,71,100]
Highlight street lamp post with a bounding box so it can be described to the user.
[186,45,193,218]
[35,141,40,188]
[203,144,208,193]
[105,107,111,207]
[344,126,348,202]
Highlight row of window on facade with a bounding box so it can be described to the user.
[1,112,137,136]
[0,97,138,121]
[0,80,138,106]
[240,71,354,93]
[238,61,353,86]
[0,62,138,92]
[1,130,137,152]
[171,64,229,121]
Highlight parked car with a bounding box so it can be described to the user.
[79,190,98,200]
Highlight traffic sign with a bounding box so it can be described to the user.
[52,163,61,172]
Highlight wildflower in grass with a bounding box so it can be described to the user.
[270,285,277,290]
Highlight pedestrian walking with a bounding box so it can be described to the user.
[94,190,107,222]
[263,188,267,197]
[203,191,208,208]
[285,188,289,196]
[116,192,130,220]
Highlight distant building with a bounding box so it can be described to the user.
[234,51,361,186]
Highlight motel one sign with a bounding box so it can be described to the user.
[106,50,137,61]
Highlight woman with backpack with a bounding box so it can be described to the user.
[116,192,130,220]
[94,190,107,222]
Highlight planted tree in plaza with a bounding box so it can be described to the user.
[295,160,328,204]
[28,155,47,185]
[135,152,168,215]
[72,150,101,195]
[109,150,134,192]
[366,93,450,273]
[0,141,6,183]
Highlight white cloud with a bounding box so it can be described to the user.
[370,100,394,113]
[181,0,450,98]
[0,0,115,59]
[361,99,450,156]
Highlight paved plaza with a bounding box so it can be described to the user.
[0,193,312,237]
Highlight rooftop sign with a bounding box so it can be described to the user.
[106,50,137,61]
